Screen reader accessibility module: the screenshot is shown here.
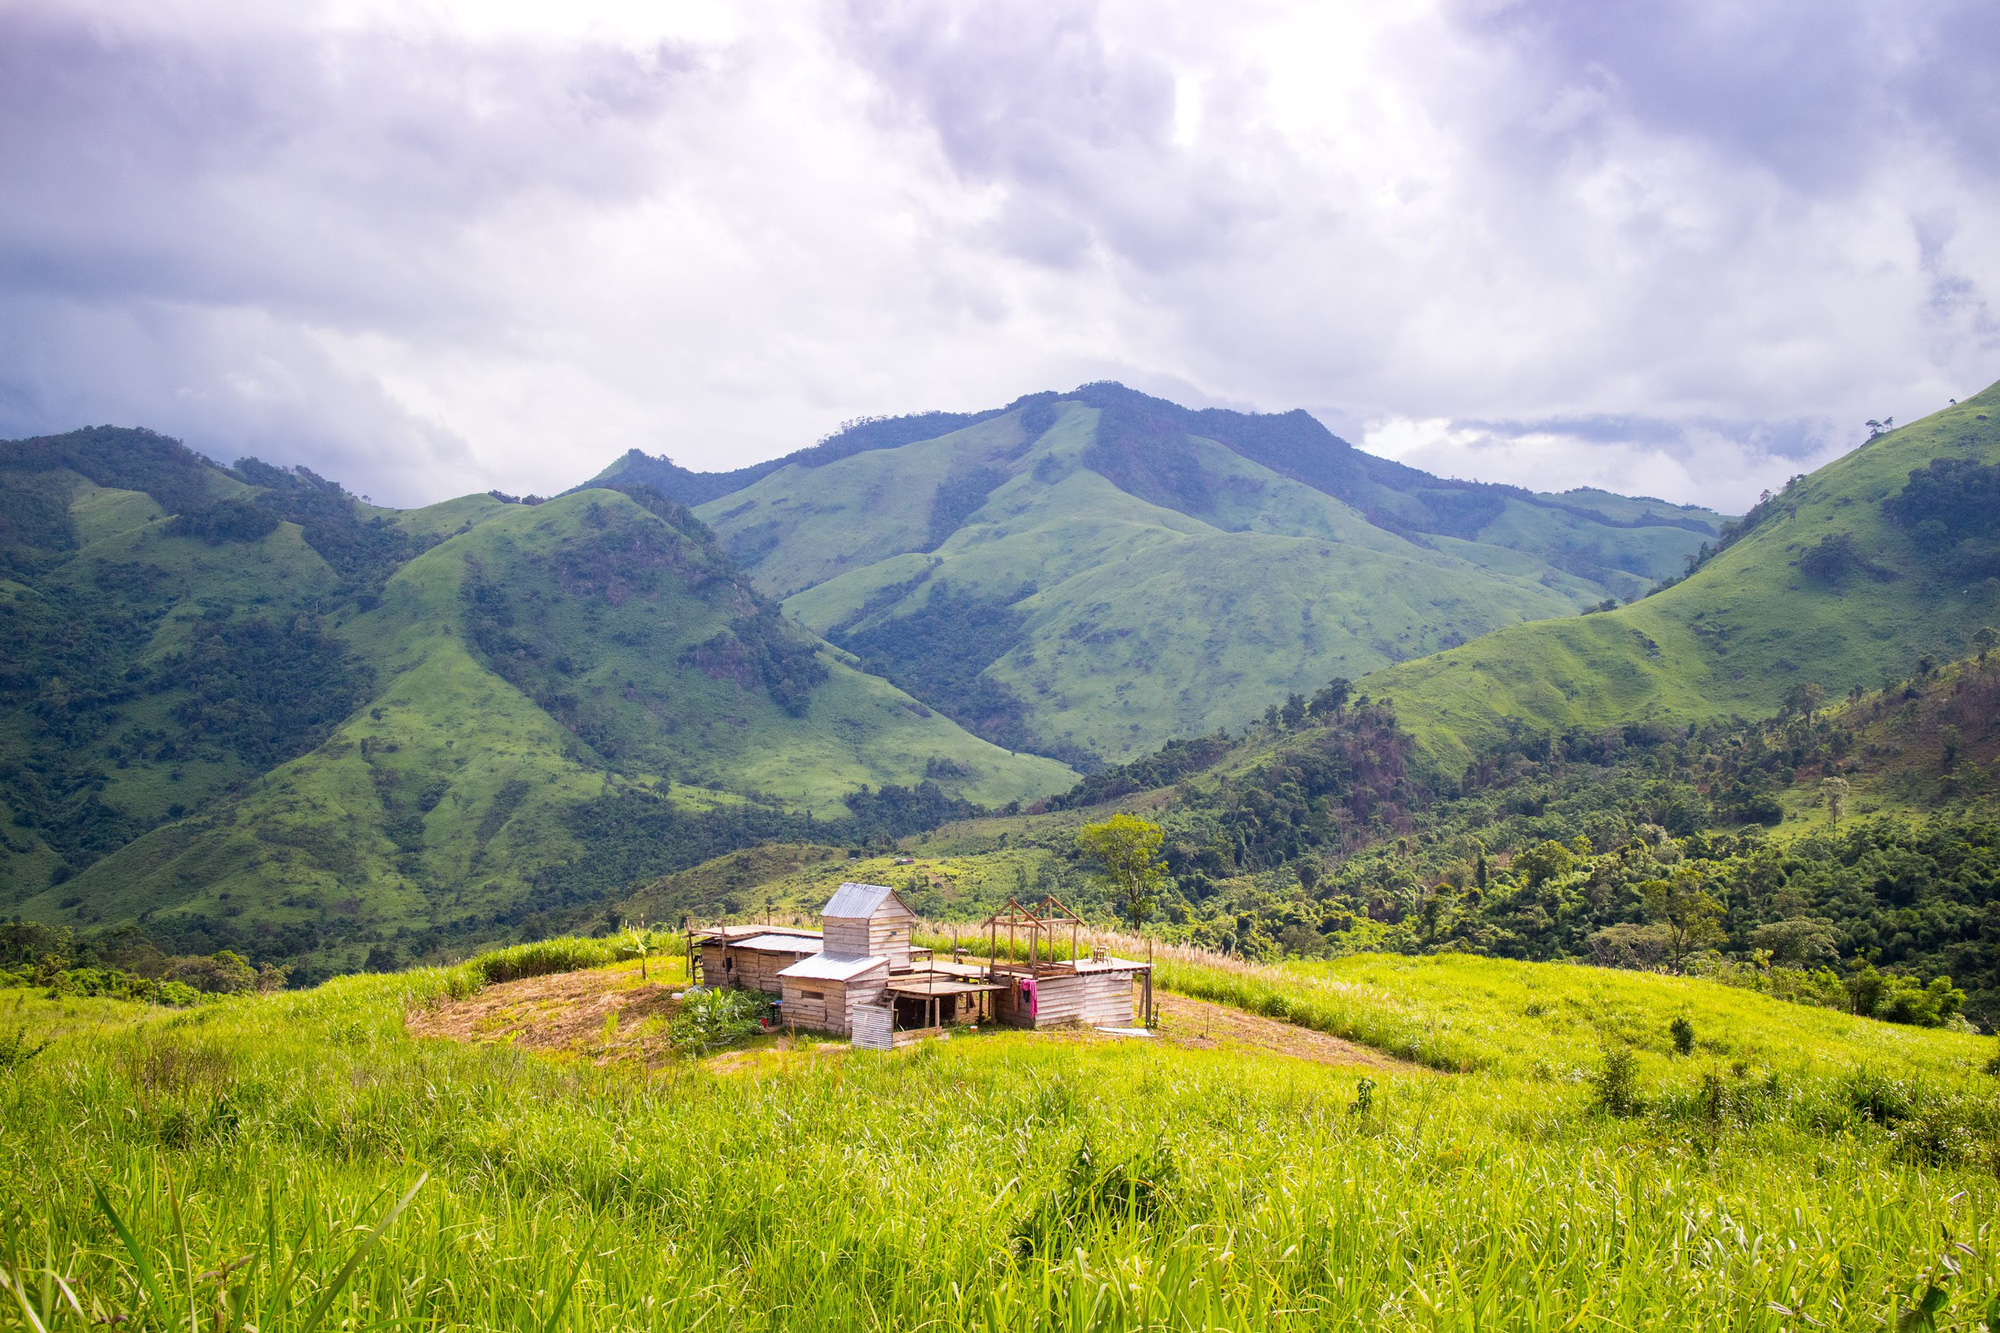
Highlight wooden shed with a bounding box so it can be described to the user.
[990,957,1150,1029]
[693,926,821,995]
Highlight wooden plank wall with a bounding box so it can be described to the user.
[702,944,799,996]
[779,979,844,1033]
[992,973,1137,1028]
[845,974,889,1031]
[822,910,913,970]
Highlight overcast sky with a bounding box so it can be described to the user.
[2,0,1996,510]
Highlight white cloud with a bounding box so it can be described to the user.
[0,0,1995,509]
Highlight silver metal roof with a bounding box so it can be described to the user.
[777,953,889,982]
[820,881,907,920]
[720,933,823,955]
[1074,956,1150,973]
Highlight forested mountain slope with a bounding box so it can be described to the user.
[0,429,1069,975]
[591,384,1725,766]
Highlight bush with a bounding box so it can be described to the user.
[166,950,257,995]
[1669,1016,1695,1056]
[666,987,768,1055]
[1593,1045,1642,1116]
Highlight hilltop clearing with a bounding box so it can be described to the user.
[6,944,1998,1330]
[591,383,1724,765]
[399,950,1407,1073]
[0,430,1069,976]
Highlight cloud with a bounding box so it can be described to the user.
[0,0,1995,510]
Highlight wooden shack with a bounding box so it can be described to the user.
[774,882,914,1034]
[981,897,1153,1030]
[990,956,1150,1029]
[693,925,821,995]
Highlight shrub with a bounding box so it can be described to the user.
[1012,1138,1180,1259]
[0,1027,50,1070]
[666,987,768,1055]
[1669,1016,1695,1056]
[1593,1045,1642,1117]
[166,951,257,995]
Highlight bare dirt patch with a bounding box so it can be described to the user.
[407,963,686,1067]
[1150,991,1417,1072]
[407,963,839,1070]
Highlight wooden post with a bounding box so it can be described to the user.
[1143,968,1154,1028]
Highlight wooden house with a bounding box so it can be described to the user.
[819,882,915,967]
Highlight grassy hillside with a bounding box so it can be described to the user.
[1362,386,2000,769]
[5,948,1997,1329]
[674,386,1723,764]
[0,431,1071,975]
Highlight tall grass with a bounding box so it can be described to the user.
[449,937,623,992]
[5,950,2000,1330]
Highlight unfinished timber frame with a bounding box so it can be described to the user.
[686,884,1153,1050]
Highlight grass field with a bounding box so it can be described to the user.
[6,944,1999,1330]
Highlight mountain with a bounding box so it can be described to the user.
[1351,383,2000,768]
[589,384,1728,767]
[0,429,1071,975]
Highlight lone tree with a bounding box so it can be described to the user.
[1821,776,1850,829]
[1075,813,1168,931]
[1640,865,1725,972]
[1784,681,1827,726]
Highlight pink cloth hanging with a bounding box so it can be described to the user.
[1020,976,1037,1019]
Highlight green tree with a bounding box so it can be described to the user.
[1075,814,1168,930]
[623,915,657,981]
[1784,681,1827,725]
[1821,776,1849,828]
[1640,865,1725,972]
[1512,840,1577,889]
[1975,625,1998,662]
[1308,677,1352,720]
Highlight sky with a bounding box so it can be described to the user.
[2,0,1997,511]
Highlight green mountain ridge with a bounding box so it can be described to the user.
[1354,384,2000,769]
[599,383,1728,765]
[0,430,1069,974]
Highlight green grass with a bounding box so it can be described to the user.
[699,399,1719,763]
[1156,951,1995,1082]
[1362,385,2000,769]
[5,947,1999,1330]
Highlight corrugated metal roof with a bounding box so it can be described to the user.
[778,953,889,982]
[1074,956,1150,973]
[720,933,823,954]
[820,881,906,919]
